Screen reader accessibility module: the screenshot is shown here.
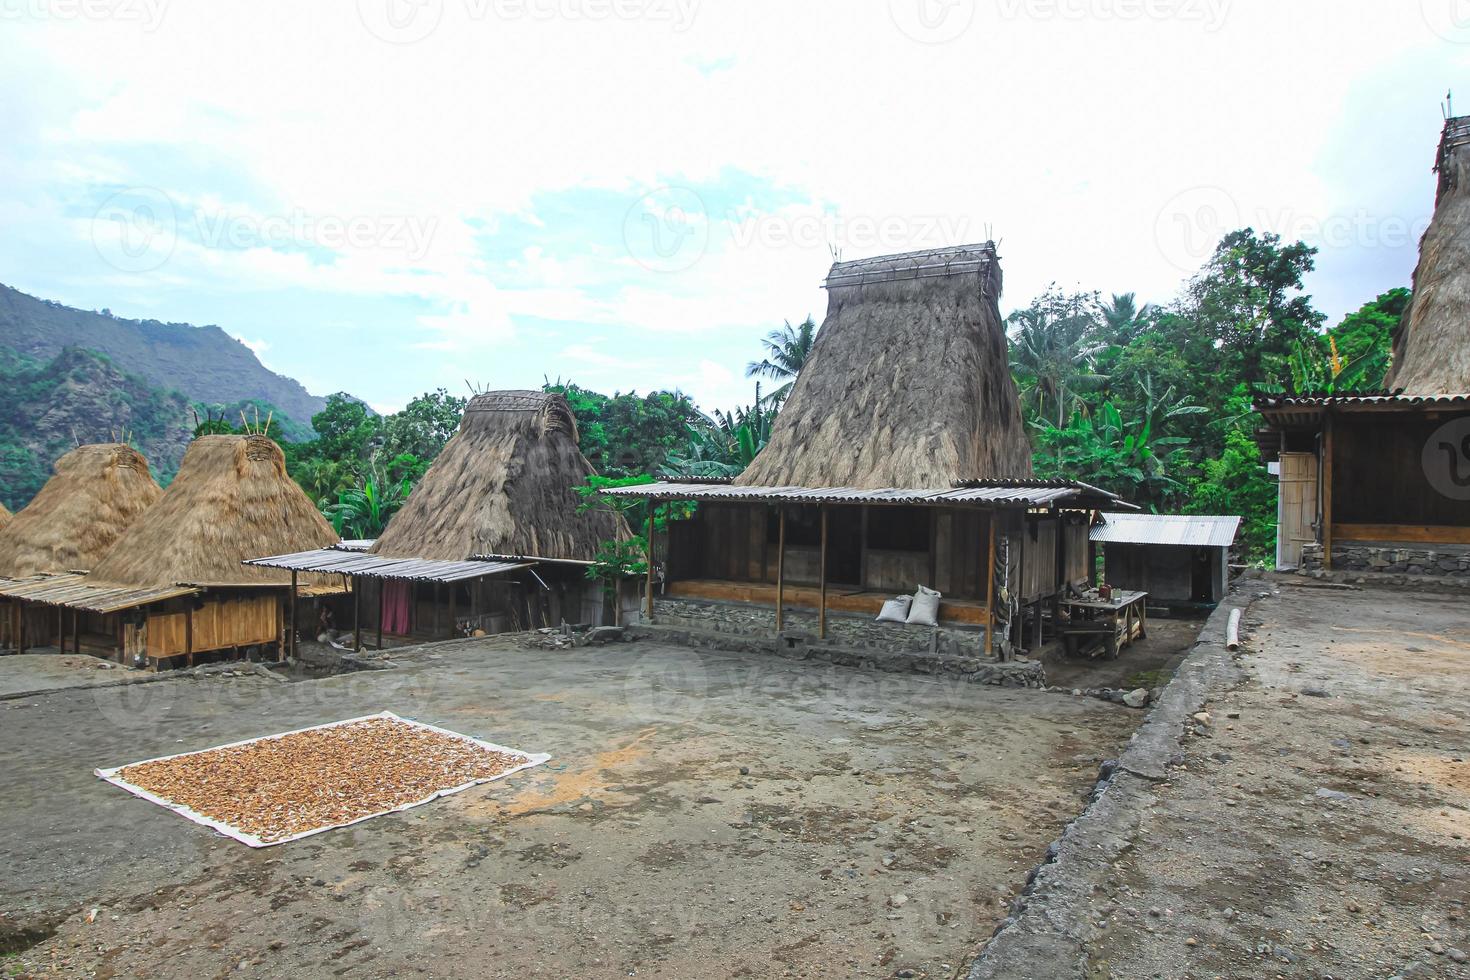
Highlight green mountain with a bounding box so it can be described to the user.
[0,283,328,428]
[0,347,195,510]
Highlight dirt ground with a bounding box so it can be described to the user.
[1084,579,1470,979]
[1040,614,1204,693]
[1,636,1146,979]
[0,654,132,697]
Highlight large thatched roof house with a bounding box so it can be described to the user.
[91,435,337,588]
[373,390,625,562]
[1258,115,1470,572]
[738,244,1033,489]
[0,443,162,579]
[1387,115,1470,394]
[606,243,1121,658]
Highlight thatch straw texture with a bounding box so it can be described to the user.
[89,435,337,588]
[0,443,162,578]
[1387,116,1470,395]
[737,244,1034,489]
[0,502,10,534]
[372,391,626,562]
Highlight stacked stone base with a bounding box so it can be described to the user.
[638,597,1044,689]
[1300,542,1470,579]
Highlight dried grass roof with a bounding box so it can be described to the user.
[0,443,162,578]
[737,243,1034,489]
[0,502,10,534]
[372,390,626,562]
[88,435,338,588]
[1386,116,1470,395]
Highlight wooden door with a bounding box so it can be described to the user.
[1277,452,1317,570]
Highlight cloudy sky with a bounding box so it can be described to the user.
[2,0,1467,415]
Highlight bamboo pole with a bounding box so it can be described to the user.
[818,505,828,640]
[645,507,657,622]
[775,508,787,634]
[984,515,997,658]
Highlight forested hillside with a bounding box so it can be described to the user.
[0,284,327,427]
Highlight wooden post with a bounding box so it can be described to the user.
[185,603,194,667]
[11,600,19,654]
[72,610,80,655]
[984,515,997,658]
[1322,411,1335,571]
[775,508,787,634]
[448,581,457,640]
[645,507,656,622]
[288,569,298,661]
[377,579,385,650]
[57,607,63,652]
[818,505,829,640]
[16,601,24,656]
[353,578,362,652]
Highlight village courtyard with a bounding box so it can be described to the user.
[0,577,1464,979]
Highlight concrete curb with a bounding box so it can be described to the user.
[965,585,1254,980]
[0,661,281,702]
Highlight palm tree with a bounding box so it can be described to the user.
[746,317,816,406]
[1101,292,1152,343]
[1007,301,1107,427]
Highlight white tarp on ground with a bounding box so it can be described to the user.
[95,711,551,848]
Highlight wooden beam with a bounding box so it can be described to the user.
[818,505,828,640]
[775,508,786,634]
[72,609,80,655]
[377,580,385,651]
[1333,523,1470,546]
[984,515,997,658]
[353,578,362,652]
[185,603,194,667]
[1322,411,1335,571]
[646,506,656,622]
[448,580,457,640]
[288,569,298,661]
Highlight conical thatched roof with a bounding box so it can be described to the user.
[0,443,162,578]
[1386,116,1470,395]
[737,243,1034,489]
[89,435,337,588]
[372,390,626,562]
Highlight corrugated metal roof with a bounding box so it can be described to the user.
[0,574,198,613]
[1090,513,1241,548]
[332,539,376,552]
[1257,392,1470,410]
[601,480,1120,509]
[242,550,530,583]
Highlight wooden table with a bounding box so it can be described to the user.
[1059,590,1148,659]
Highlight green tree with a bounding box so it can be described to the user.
[323,468,413,539]
[746,316,817,407]
[1007,288,1107,426]
[378,388,467,462]
[544,381,703,477]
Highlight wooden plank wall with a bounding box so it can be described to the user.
[147,593,279,657]
[1334,414,1470,527]
[1020,517,1059,602]
[1060,516,1089,588]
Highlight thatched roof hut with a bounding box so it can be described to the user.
[372,390,626,562]
[1387,115,1470,394]
[737,243,1034,489]
[0,443,162,578]
[88,435,337,588]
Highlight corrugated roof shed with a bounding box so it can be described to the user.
[1089,513,1240,549]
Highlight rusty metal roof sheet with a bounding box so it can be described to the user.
[242,550,531,583]
[0,574,198,613]
[601,479,1123,509]
[1089,513,1241,548]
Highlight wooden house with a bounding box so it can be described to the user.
[606,244,1125,657]
[1090,513,1239,608]
[1258,116,1470,571]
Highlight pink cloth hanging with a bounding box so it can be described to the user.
[381,581,413,635]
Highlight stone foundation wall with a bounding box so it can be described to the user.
[1300,542,1470,577]
[651,596,986,658]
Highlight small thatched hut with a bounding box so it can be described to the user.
[2,435,338,666]
[1258,115,1470,571]
[329,391,632,641]
[0,443,162,579]
[607,243,1123,658]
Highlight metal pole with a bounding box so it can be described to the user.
[775,508,786,634]
[818,506,828,640]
